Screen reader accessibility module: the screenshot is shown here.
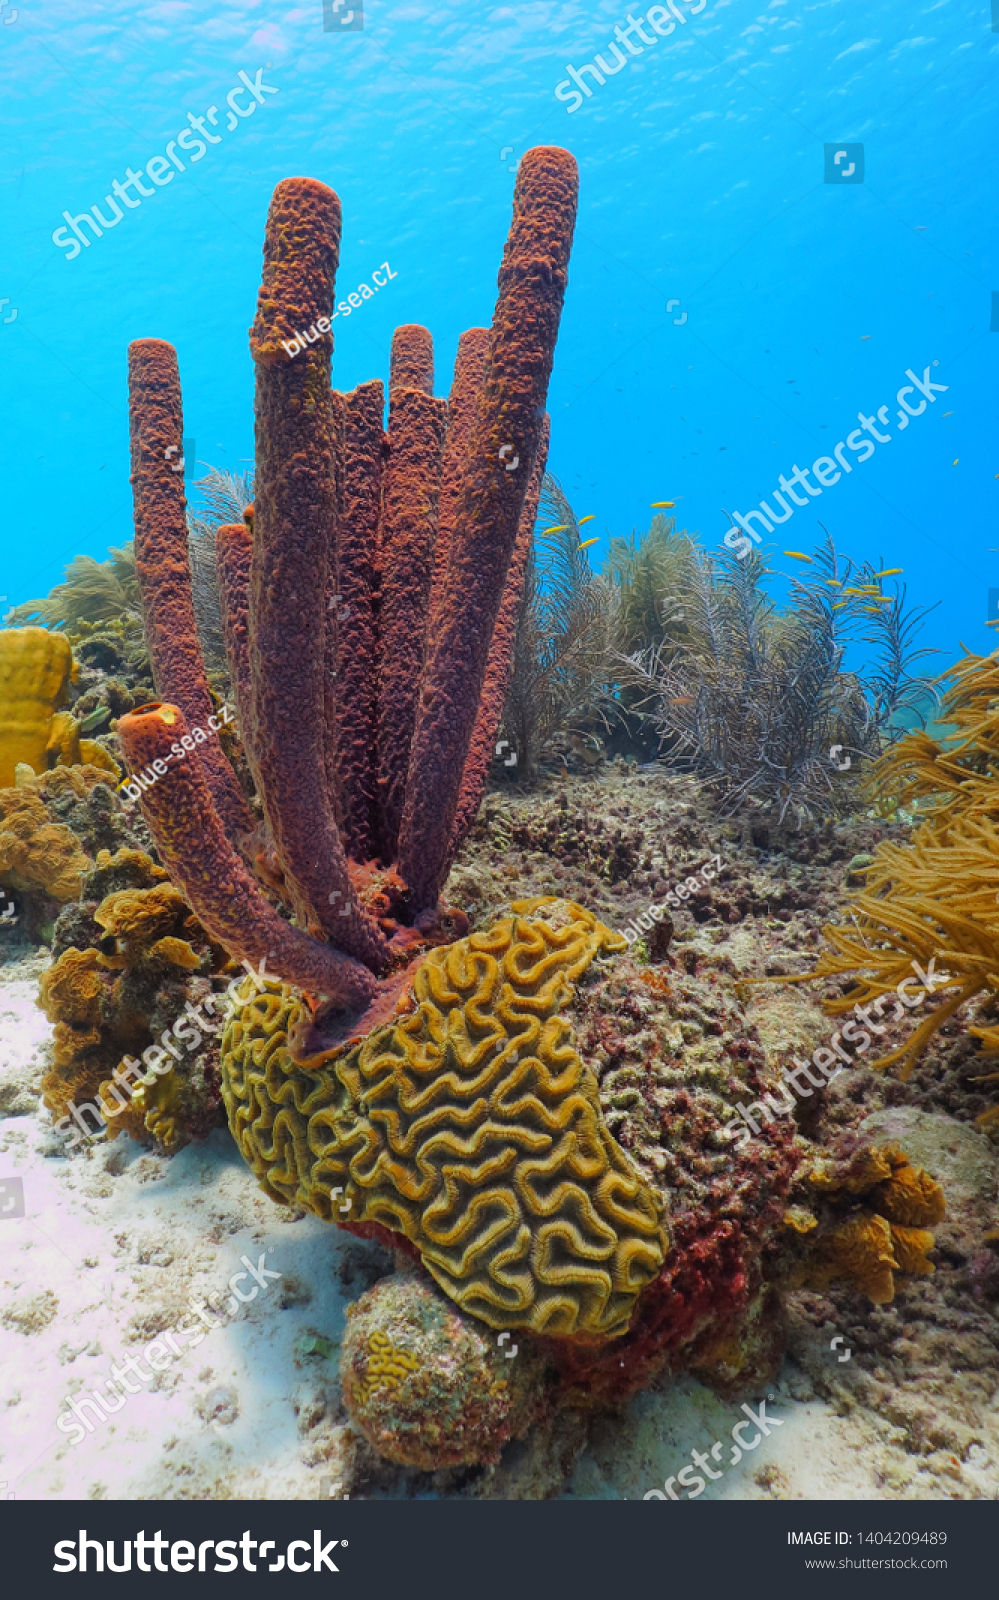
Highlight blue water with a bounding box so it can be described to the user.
[1,0,996,663]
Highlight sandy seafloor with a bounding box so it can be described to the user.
[2,766,999,1503]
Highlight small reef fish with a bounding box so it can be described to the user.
[784,551,813,563]
[578,537,598,550]
[578,514,595,525]
[832,601,850,610]
[541,524,570,535]
[822,579,843,588]
[651,501,675,508]
[669,695,695,704]
[873,568,903,577]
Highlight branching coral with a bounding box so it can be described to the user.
[116,149,579,1045]
[500,473,614,780]
[221,897,667,1339]
[614,532,938,830]
[186,466,255,683]
[5,546,142,636]
[782,650,999,1120]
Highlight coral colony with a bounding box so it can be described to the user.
[3,145,965,1485]
[119,150,574,1014]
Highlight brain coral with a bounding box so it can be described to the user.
[221,897,668,1339]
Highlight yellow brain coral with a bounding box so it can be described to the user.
[354,1329,421,1406]
[222,897,668,1339]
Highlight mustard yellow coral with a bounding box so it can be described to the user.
[782,651,999,1121]
[788,1142,945,1304]
[0,785,93,902]
[0,627,77,786]
[805,1212,900,1305]
[353,1329,420,1406]
[94,883,197,967]
[221,897,668,1340]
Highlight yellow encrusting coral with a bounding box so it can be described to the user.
[780,650,999,1122]
[0,780,96,903]
[221,897,669,1339]
[0,627,78,786]
[37,846,228,1143]
[353,1329,420,1406]
[787,1142,944,1305]
[0,626,121,787]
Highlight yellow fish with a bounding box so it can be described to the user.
[578,514,595,525]
[651,500,675,508]
[822,579,843,588]
[861,606,883,614]
[541,524,570,534]
[784,551,813,562]
[578,537,599,550]
[873,568,903,577]
[832,601,850,610]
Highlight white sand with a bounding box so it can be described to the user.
[3,946,998,1502]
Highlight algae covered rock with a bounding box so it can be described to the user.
[341,1269,548,1470]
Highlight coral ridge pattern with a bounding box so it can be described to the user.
[221,897,668,1338]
